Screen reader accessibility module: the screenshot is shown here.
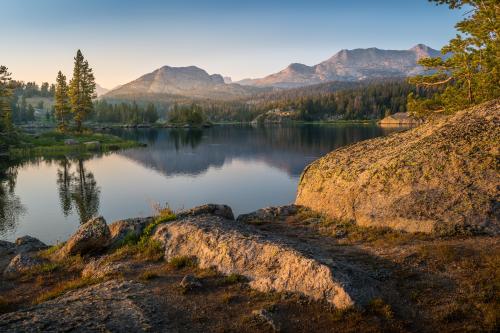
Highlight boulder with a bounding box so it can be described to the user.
[0,280,166,332]
[15,235,47,253]
[57,216,111,258]
[3,253,46,277]
[177,204,234,220]
[108,217,154,248]
[296,100,500,235]
[81,257,132,279]
[153,213,376,309]
[237,205,299,224]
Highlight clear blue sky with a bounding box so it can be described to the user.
[0,0,464,88]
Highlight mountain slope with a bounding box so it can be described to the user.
[240,44,442,88]
[95,83,109,97]
[104,66,260,100]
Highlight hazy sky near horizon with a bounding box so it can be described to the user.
[1,0,464,88]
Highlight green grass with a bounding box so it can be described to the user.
[34,277,104,304]
[107,210,177,263]
[9,131,142,158]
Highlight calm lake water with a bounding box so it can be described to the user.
[0,124,403,244]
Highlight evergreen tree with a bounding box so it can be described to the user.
[0,66,13,137]
[408,0,499,116]
[68,50,96,131]
[54,71,71,132]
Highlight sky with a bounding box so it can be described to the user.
[0,0,464,88]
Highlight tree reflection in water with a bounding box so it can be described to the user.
[56,157,100,224]
[0,160,25,237]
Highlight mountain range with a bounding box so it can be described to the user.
[237,44,441,88]
[104,44,441,100]
[104,66,261,100]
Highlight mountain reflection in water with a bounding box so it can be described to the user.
[0,124,404,243]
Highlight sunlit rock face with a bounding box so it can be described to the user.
[297,100,500,235]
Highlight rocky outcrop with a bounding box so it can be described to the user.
[81,258,133,279]
[153,212,376,308]
[296,100,500,234]
[0,280,167,332]
[108,217,153,248]
[237,205,298,223]
[3,253,46,277]
[177,204,234,220]
[14,236,47,253]
[379,112,422,126]
[56,216,111,258]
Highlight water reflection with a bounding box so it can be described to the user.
[0,159,25,238]
[111,124,401,177]
[56,158,101,224]
[0,124,407,243]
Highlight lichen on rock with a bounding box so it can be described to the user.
[296,100,500,235]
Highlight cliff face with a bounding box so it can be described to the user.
[296,100,500,234]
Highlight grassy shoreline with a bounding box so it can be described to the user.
[9,131,144,158]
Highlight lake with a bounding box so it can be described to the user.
[0,124,403,244]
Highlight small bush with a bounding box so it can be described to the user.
[139,270,159,281]
[168,256,197,269]
[367,298,394,320]
[223,273,247,285]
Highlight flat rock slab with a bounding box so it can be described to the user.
[153,214,377,309]
[0,280,169,333]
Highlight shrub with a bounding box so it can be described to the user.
[223,273,247,285]
[168,256,197,269]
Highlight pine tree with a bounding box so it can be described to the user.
[0,66,13,138]
[68,50,96,132]
[54,71,71,132]
[408,0,499,116]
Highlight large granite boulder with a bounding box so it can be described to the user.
[57,216,111,258]
[296,100,500,235]
[153,212,376,309]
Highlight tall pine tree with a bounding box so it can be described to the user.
[68,50,96,132]
[54,71,71,132]
[0,66,13,143]
[408,0,499,116]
